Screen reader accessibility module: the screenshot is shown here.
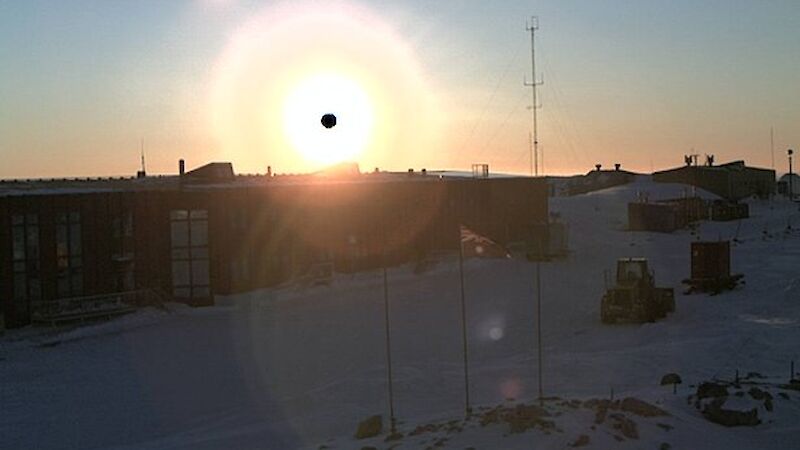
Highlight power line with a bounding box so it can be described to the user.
[474,94,529,159]
[458,41,525,155]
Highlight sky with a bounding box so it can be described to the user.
[0,0,798,178]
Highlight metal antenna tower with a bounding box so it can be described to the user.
[524,16,543,177]
[140,138,146,174]
[770,126,775,170]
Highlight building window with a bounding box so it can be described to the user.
[170,209,210,298]
[11,214,41,316]
[112,211,135,291]
[56,212,83,297]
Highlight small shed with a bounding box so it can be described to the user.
[657,196,709,224]
[628,202,680,232]
[691,241,731,280]
[685,240,743,293]
[710,201,749,221]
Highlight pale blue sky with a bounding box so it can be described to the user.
[1,0,798,177]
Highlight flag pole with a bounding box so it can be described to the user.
[383,254,397,433]
[536,240,544,406]
[458,227,472,416]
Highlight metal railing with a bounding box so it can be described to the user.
[30,288,167,325]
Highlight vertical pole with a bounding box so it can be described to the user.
[531,19,539,177]
[529,132,534,178]
[792,360,795,382]
[140,138,146,174]
[536,240,543,406]
[458,235,472,416]
[383,264,396,433]
[770,127,775,170]
[789,151,794,202]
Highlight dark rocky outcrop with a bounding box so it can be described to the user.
[660,373,682,386]
[620,397,669,417]
[702,399,760,427]
[355,415,383,439]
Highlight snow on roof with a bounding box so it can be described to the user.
[0,168,533,197]
[423,170,524,179]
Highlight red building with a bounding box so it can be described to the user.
[0,163,548,328]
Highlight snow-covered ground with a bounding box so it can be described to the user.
[2,177,800,449]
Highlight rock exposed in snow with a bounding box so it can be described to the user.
[620,397,670,417]
[355,415,383,439]
[569,434,590,447]
[702,399,760,427]
[661,373,682,386]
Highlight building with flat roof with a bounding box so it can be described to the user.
[0,162,548,328]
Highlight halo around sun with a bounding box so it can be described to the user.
[209,1,441,173]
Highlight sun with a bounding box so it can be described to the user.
[281,73,374,166]
[209,1,442,174]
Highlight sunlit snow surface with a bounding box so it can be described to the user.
[2,177,800,449]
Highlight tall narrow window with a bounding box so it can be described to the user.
[112,211,135,291]
[11,214,41,317]
[56,212,83,297]
[170,209,210,299]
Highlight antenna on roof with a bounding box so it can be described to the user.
[770,126,775,170]
[137,138,147,179]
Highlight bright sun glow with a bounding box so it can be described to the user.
[209,1,441,173]
[282,73,374,165]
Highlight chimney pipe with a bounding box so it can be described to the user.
[614,163,621,171]
[595,164,602,172]
[179,159,185,176]
[267,165,272,177]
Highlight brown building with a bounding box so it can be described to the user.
[653,160,775,200]
[564,165,637,196]
[0,163,548,328]
[628,202,682,233]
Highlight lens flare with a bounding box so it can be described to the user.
[209,1,441,172]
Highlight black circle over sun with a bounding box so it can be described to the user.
[321,113,337,129]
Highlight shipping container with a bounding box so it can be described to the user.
[691,241,731,280]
